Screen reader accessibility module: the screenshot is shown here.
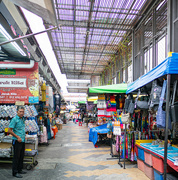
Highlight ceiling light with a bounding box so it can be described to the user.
[0,24,26,56]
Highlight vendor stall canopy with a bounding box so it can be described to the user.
[44,0,155,93]
[126,53,178,94]
[78,101,87,104]
[89,83,127,95]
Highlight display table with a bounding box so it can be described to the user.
[0,150,38,170]
[136,144,178,172]
[89,124,110,146]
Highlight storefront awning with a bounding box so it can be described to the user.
[126,53,178,94]
[87,97,98,102]
[78,101,86,104]
[88,83,127,95]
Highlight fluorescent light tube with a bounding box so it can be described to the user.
[0,24,26,56]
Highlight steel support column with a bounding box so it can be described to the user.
[163,74,171,180]
[167,0,173,53]
[152,8,157,68]
[140,24,145,75]
[172,0,178,52]
[132,29,135,81]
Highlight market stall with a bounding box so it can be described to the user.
[0,61,59,169]
[88,83,132,167]
[126,52,178,179]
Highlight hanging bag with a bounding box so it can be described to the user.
[121,113,130,124]
[124,95,132,112]
[128,94,135,114]
[156,80,171,129]
[149,80,162,109]
[171,80,178,122]
[135,90,149,110]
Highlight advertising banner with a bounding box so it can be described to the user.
[0,62,39,104]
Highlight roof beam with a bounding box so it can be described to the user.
[81,0,95,73]
[56,7,142,16]
[66,71,100,76]
[46,20,131,31]
[53,47,116,54]
[67,86,88,89]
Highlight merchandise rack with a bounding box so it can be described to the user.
[0,151,38,170]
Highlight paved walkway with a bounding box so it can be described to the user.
[0,121,149,180]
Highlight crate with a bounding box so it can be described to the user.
[137,157,144,172]
[56,124,62,130]
[167,173,178,180]
[138,146,144,161]
[136,139,154,146]
[152,153,173,173]
[144,162,154,180]
[144,150,153,166]
[154,168,163,180]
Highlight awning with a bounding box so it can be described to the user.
[88,83,127,95]
[87,97,98,102]
[78,101,86,104]
[126,53,178,94]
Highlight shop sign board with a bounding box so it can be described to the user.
[0,62,39,104]
[0,69,16,75]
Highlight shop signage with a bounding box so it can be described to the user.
[0,62,39,104]
[0,69,16,75]
[0,78,26,88]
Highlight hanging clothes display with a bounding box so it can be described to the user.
[113,120,121,136]
[106,95,116,112]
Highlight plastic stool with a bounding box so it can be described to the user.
[79,122,82,126]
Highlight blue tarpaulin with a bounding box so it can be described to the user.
[89,124,110,145]
[126,53,178,94]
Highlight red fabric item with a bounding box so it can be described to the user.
[52,126,58,139]
[136,144,178,172]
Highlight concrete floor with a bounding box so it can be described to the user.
[0,121,149,180]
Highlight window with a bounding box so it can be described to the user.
[157,37,166,65]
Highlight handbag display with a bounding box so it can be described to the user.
[128,101,135,114]
[136,100,149,110]
[135,90,149,110]
[171,80,178,122]
[124,95,132,112]
[121,113,130,124]
[156,80,171,129]
[149,80,162,108]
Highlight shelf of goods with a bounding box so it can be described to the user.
[135,140,178,180]
[0,105,39,170]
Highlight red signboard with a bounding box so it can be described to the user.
[0,62,39,104]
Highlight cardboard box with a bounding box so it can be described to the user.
[56,124,62,130]
[0,142,12,149]
[25,143,36,150]
[25,137,38,150]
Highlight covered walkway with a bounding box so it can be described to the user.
[0,122,148,180]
